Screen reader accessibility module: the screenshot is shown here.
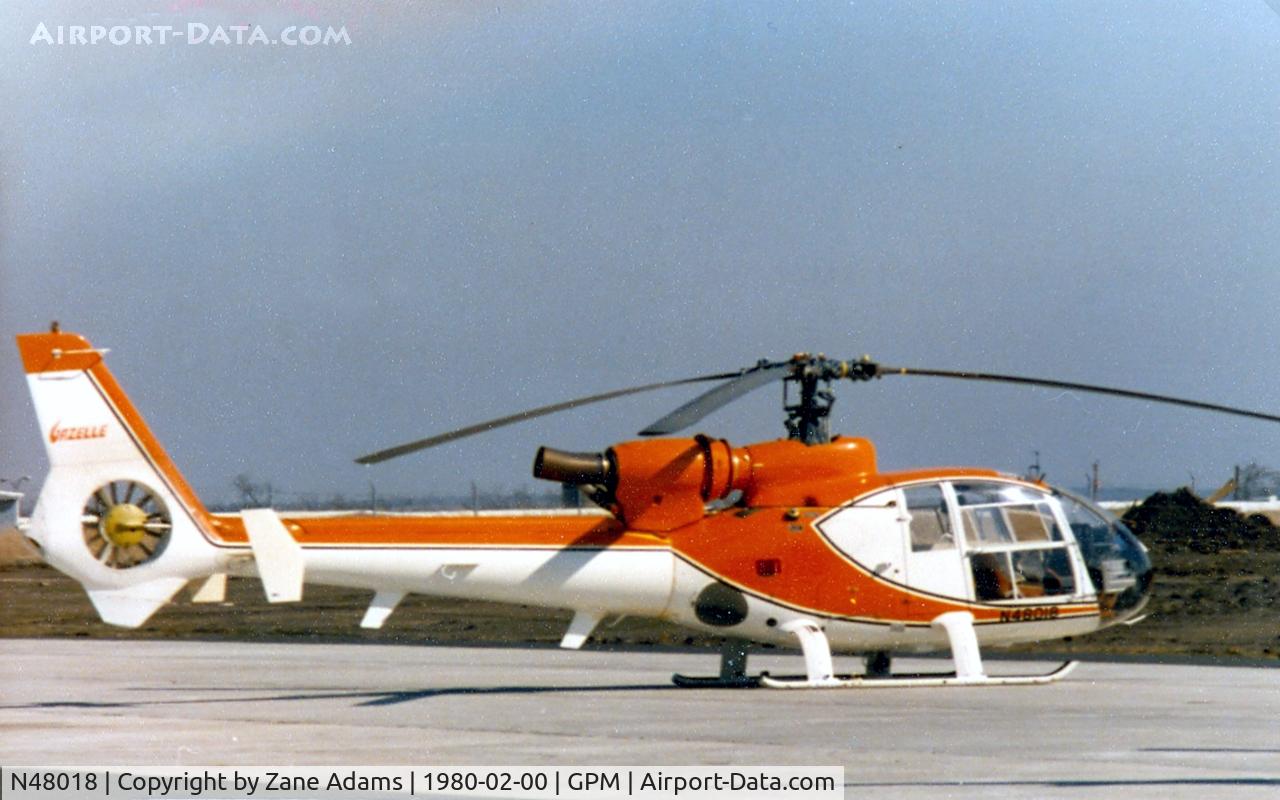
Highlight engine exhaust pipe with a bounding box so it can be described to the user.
[533,447,613,487]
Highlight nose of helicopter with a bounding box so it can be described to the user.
[1091,520,1154,624]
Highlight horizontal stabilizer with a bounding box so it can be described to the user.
[242,509,304,603]
[86,577,187,627]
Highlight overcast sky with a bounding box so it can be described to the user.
[3,1,1280,505]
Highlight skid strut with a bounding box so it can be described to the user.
[761,612,1078,689]
[672,638,760,688]
[672,614,1079,689]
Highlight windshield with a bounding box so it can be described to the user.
[1057,491,1153,620]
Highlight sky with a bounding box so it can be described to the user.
[2,1,1280,507]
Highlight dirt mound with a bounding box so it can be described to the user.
[0,528,41,565]
[1122,488,1280,554]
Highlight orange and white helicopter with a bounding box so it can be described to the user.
[15,327,1280,688]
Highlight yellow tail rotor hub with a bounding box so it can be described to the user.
[82,480,171,569]
[102,503,148,547]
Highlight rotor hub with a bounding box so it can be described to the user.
[82,480,172,569]
[102,503,148,547]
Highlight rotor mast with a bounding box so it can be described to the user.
[782,354,878,445]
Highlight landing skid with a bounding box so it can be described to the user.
[671,613,1081,690]
[671,673,761,688]
[759,660,1078,689]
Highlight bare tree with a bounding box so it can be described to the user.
[232,474,273,507]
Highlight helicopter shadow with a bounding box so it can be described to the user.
[3,681,681,711]
[521,520,632,584]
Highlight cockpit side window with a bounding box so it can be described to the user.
[971,551,1015,600]
[903,484,955,551]
[950,481,1077,602]
[960,502,1063,545]
[953,482,1045,506]
[961,506,1012,544]
[1011,547,1076,597]
[1006,505,1060,541]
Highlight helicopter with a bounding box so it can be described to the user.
[14,327,1280,688]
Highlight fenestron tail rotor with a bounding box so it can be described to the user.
[81,480,172,569]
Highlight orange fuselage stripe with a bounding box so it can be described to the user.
[208,513,651,548]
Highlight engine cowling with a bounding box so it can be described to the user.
[534,435,878,532]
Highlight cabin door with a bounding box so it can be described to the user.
[900,483,968,599]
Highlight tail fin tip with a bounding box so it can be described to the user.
[17,330,107,375]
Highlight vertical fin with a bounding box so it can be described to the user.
[18,331,213,530]
[242,509,304,603]
[86,578,187,627]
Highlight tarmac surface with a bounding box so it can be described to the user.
[1,639,1278,799]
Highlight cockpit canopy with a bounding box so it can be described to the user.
[820,478,1152,621]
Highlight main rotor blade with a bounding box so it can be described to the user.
[355,371,741,465]
[878,366,1280,424]
[639,361,791,436]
